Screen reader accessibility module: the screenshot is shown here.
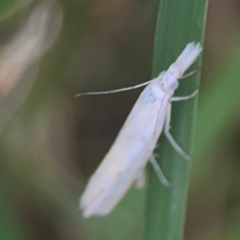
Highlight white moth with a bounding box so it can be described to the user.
[79,42,202,218]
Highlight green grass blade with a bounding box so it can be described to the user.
[144,1,208,240]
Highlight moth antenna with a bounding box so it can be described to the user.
[75,79,154,97]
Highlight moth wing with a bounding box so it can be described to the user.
[81,82,167,217]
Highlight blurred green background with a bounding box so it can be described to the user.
[0,0,240,239]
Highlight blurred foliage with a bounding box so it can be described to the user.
[0,0,240,240]
[0,0,34,22]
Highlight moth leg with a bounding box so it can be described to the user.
[150,155,171,187]
[134,168,146,189]
[179,68,200,79]
[164,104,191,160]
[171,89,198,102]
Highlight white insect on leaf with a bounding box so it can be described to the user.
[79,42,202,218]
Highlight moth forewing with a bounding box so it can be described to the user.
[80,82,168,218]
[80,42,202,218]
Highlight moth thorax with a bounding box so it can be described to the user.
[160,72,179,92]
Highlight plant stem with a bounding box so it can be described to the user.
[144,1,208,240]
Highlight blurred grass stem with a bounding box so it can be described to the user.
[144,1,208,240]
